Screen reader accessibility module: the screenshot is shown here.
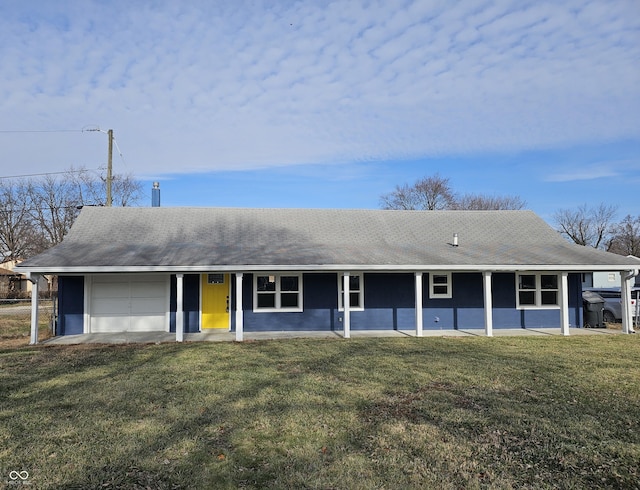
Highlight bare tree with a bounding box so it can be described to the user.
[0,180,41,262]
[73,166,144,207]
[380,183,423,210]
[27,174,81,249]
[0,167,144,260]
[452,194,527,210]
[380,174,455,210]
[380,174,525,211]
[608,215,640,257]
[554,203,618,249]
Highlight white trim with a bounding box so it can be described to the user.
[16,263,640,275]
[235,273,244,341]
[621,271,636,334]
[29,274,39,345]
[560,272,570,336]
[429,272,452,299]
[338,272,364,311]
[83,275,91,333]
[176,273,184,342]
[252,273,303,313]
[483,272,493,337]
[415,272,423,337]
[343,272,351,338]
[516,272,561,310]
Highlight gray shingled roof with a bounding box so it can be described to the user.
[16,207,640,273]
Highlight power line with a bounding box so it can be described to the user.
[0,129,84,133]
[0,204,89,214]
[0,168,101,180]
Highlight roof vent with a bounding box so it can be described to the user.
[452,233,459,247]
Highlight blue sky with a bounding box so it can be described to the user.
[0,0,638,223]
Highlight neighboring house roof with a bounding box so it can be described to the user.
[16,207,640,274]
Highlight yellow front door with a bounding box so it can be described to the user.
[201,274,230,329]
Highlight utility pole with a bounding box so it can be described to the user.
[86,127,114,206]
[107,129,113,207]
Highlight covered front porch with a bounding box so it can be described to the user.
[26,269,639,345]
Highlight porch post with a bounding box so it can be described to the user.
[483,272,493,337]
[235,273,244,341]
[415,272,423,337]
[29,274,40,345]
[560,272,570,336]
[621,271,634,334]
[176,273,184,342]
[343,272,351,338]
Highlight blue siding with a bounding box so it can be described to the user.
[568,273,583,327]
[55,272,585,337]
[57,276,84,335]
[240,273,418,332]
[170,274,200,333]
[489,273,521,328]
[233,271,584,333]
[351,273,415,330]
[489,272,583,329]
[241,273,339,332]
[423,273,484,330]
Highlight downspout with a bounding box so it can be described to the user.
[621,269,639,334]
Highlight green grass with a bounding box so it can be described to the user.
[0,334,639,489]
[0,312,52,347]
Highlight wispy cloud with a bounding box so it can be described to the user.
[545,159,639,182]
[545,164,620,183]
[0,0,638,177]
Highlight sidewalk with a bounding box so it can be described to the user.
[43,327,624,345]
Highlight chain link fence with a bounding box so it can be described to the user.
[0,296,57,341]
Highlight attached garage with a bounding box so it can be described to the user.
[89,275,169,333]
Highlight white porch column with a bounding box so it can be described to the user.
[559,272,570,336]
[176,274,184,342]
[415,272,423,337]
[621,271,634,334]
[235,273,244,342]
[483,272,493,337]
[343,272,351,338]
[29,274,40,345]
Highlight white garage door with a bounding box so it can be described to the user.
[90,275,168,333]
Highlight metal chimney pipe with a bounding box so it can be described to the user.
[453,233,459,247]
[152,182,160,207]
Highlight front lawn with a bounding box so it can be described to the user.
[1,336,639,489]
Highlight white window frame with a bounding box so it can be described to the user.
[338,273,364,311]
[429,272,452,299]
[253,273,303,313]
[516,273,560,309]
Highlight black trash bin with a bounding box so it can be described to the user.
[582,291,605,328]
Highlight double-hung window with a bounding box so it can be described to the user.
[516,273,559,308]
[338,273,364,311]
[429,272,452,299]
[254,274,302,312]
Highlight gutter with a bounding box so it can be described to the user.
[14,263,640,275]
